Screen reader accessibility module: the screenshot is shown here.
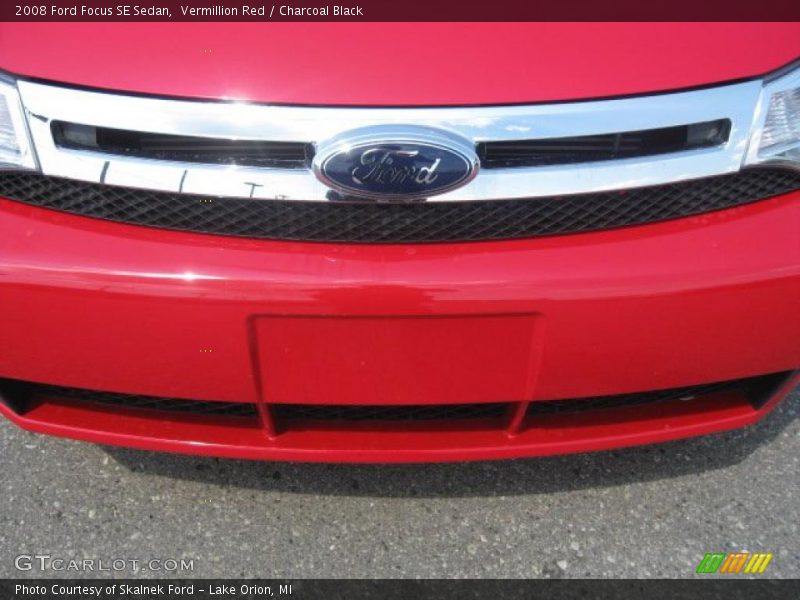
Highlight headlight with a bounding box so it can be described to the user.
[0,75,37,170]
[745,62,800,169]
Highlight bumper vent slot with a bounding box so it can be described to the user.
[272,402,511,422]
[0,382,259,419]
[525,373,789,416]
[479,119,731,168]
[51,121,313,169]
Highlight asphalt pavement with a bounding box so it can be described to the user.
[0,387,797,579]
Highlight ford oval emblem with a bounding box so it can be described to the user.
[312,126,479,200]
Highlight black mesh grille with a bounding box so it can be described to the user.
[272,402,511,422]
[0,168,797,243]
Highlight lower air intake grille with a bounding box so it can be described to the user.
[528,380,743,416]
[0,168,798,243]
[272,403,511,422]
[0,372,790,425]
[0,381,259,418]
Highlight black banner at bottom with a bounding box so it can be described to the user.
[1,580,799,600]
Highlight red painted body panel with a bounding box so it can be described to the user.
[0,190,799,462]
[254,315,542,405]
[0,23,798,105]
[1,193,799,404]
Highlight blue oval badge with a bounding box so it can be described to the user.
[313,126,479,200]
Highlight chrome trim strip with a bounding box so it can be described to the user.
[17,80,764,202]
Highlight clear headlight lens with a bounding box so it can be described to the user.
[0,77,37,170]
[760,88,800,153]
[745,63,800,168]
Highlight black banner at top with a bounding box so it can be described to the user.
[2,0,800,21]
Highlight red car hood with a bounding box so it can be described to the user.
[1,22,798,106]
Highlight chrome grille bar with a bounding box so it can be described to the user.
[17,79,764,202]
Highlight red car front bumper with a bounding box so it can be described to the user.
[0,189,798,462]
